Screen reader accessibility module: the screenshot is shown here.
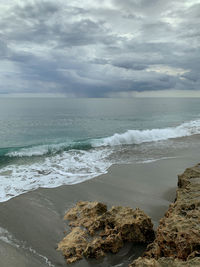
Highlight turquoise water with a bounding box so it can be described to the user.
[1,97,200,201]
[1,97,200,149]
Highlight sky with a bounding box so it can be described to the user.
[0,0,199,97]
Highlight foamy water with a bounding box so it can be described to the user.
[0,119,200,202]
[93,119,200,147]
[0,227,55,266]
[0,148,112,202]
[1,96,200,203]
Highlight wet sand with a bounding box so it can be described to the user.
[0,155,199,267]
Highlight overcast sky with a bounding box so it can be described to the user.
[0,0,199,97]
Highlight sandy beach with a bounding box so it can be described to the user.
[0,0,199,264]
[0,150,199,267]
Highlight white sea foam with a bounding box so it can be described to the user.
[6,119,200,157]
[0,227,20,248]
[8,146,50,157]
[24,246,55,267]
[0,148,112,202]
[1,119,200,203]
[7,142,70,157]
[139,156,177,164]
[0,227,55,266]
[93,119,200,147]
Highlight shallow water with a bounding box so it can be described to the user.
[1,97,200,201]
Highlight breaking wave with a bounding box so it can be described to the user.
[0,119,200,202]
[0,148,112,202]
[4,119,200,159]
[93,119,200,147]
[6,141,92,158]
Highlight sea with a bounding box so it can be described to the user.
[1,97,200,202]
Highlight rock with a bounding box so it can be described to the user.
[57,227,88,264]
[64,201,107,235]
[58,201,155,263]
[130,257,200,267]
[83,238,106,259]
[83,229,124,258]
[130,163,200,266]
[109,206,155,243]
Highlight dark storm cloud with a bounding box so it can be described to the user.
[0,0,199,96]
[1,1,115,46]
[58,19,117,47]
[0,40,9,58]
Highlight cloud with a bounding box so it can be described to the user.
[0,0,199,96]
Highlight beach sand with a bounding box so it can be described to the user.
[0,154,199,267]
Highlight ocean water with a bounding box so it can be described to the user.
[1,97,200,202]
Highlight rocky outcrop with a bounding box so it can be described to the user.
[130,257,200,266]
[57,227,88,264]
[130,163,200,266]
[58,201,155,264]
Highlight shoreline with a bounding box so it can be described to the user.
[0,155,199,266]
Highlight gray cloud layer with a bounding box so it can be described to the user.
[0,0,199,96]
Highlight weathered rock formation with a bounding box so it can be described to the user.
[130,163,200,266]
[58,201,155,264]
[57,227,88,263]
[131,257,200,266]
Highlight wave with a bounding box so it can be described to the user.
[5,141,92,158]
[1,119,200,202]
[93,119,200,147]
[0,148,112,202]
[3,119,200,158]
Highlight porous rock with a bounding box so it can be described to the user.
[130,163,200,266]
[58,201,155,263]
[57,227,88,264]
[130,257,200,267]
